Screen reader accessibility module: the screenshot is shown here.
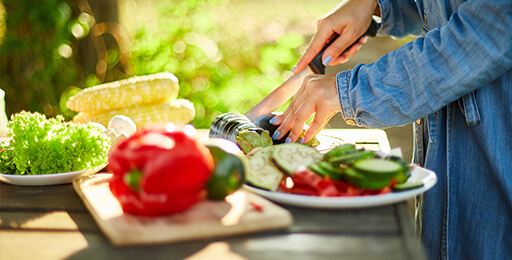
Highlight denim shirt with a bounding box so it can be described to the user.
[335,0,512,259]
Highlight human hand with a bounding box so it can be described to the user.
[293,0,380,74]
[245,67,312,121]
[270,74,340,144]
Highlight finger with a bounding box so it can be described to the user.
[300,109,336,144]
[293,28,338,74]
[269,94,297,140]
[330,42,361,64]
[271,78,312,141]
[285,97,316,143]
[271,107,293,141]
[271,91,304,141]
[359,36,368,45]
[332,54,349,65]
[323,28,360,65]
[344,42,363,58]
[331,36,367,64]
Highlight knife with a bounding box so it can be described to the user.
[308,19,378,74]
[245,19,379,121]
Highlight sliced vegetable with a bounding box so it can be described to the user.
[344,168,392,190]
[282,168,393,197]
[353,159,403,180]
[323,143,356,161]
[246,146,284,191]
[291,169,340,197]
[272,143,323,174]
[328,150,375,165]
[309,161,344,181]
[386,155,412,184]
[392,181,424,192]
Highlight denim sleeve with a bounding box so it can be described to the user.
[376,0,423,37]
[337,0,512,128]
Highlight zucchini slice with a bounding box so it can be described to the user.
[272,143,323,174]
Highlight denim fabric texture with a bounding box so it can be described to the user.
[336,0,512,259]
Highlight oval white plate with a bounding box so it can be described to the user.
[0,164,106,186]
[244,166,437,209]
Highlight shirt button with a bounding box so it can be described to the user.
[416,119,422,125]
[346,119,356,125]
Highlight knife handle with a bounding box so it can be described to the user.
[308,19,378,74]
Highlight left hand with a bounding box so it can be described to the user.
[271,74,340,144]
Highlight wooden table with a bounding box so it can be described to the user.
[0,129,426,260]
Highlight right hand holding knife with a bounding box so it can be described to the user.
[246,0,380,144]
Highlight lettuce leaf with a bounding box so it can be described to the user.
[1,111,110,175]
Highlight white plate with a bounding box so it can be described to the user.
[244,165,437,209]
[0,164,106,186]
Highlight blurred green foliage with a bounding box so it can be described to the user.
[1,0,79,117]
[1,0,128,119]
[0,0,305,128]
[130,0,304,127]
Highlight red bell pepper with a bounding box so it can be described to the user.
[108,128,214,216]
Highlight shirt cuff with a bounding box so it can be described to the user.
[375,0,390,35]
[336,70,357,126]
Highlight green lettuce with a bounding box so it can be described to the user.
[1,111,110,175]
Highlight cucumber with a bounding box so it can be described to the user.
[386,156,411,184]
[209,113,272,154]
[308,161,344,181]
[344,168,391,190]
[272,143,323,174]
[329,150,375,165]
[353,159,403,180]
[392,181,424,192]
[246,146,285,191]
[324,143,356,161]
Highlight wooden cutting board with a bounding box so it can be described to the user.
[73,173,293,247]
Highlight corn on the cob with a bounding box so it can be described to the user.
[66,72,179,115]
[73,99,195,127]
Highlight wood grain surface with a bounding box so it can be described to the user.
[73,173,293,246]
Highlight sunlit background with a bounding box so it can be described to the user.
[0,0,412,161]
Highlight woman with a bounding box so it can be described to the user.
[249,0,512,258]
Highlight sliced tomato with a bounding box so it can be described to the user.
[281,168,394,197]
[290,169,340,197]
